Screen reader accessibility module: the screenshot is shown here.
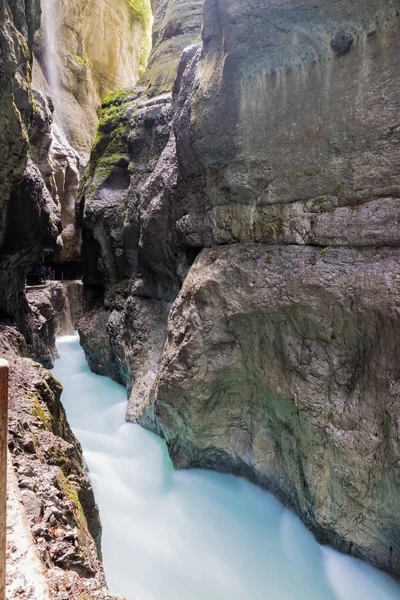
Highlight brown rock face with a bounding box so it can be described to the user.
[79,0,400,578]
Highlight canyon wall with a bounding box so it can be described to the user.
[142,0,203,94]
[79,0,400,578]
[0,2,111,594]
[0,0,60,330]
[78,0,204,403]
[33,0,152,155]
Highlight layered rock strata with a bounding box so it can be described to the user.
[79,0,400,578]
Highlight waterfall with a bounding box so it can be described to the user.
[41,0,65,130]
[58,291,74,336]
[56,282,83,336]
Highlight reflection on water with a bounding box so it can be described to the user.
[53,334,400,600]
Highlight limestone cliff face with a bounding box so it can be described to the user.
[79,0,400,578]
[30,89,82,262]
[33,0,152,155]
[151,245,400,577]
[0,0,60,330]
[177,0,400,247]
[142,0,203,95]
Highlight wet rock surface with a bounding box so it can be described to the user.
[32,0,151,154]
[142,0,203,95]
[30,89,82,262]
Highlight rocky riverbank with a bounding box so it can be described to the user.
[1,323,123,599]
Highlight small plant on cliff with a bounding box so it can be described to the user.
[74,52,92,69]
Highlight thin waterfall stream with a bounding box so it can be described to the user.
[41,0,64,129]
[52,334,400,600]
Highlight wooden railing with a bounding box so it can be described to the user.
[0,359,8,600]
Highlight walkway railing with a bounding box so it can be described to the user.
[0,359,8,600]
[26,273,81,286]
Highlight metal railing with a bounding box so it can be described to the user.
[26,271,81,287]
[0,359,8,600]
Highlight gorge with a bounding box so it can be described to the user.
[53,333,400,599]
[1,0,400,597]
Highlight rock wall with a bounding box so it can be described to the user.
[151,244,400,576]
[0,323,122,599]
[142,0,203,95]
[26,280,83,367]
[78,0,203,404]
[30,88,82,262]
[178,0,400,248]
[79,0,400,579]
[0,0,60,331]
[33,0,152,155]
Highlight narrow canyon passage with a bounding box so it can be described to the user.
[53,335,400,600]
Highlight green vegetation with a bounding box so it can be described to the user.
[32,99,41,114]
[95,153,129,181]
[90,88,133,166]
[333,181,345,202]
[288,167,321,179]
[29,394,52,429]
[57,471,88,528]
[74,52,92,68]
[144,57,181,92]
[312,196,336,213]
[320,247,329,256]
[125,0,152,75]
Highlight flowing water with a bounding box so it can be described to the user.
[41,0,64,129]
[53,334,400,600]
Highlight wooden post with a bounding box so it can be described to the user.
[0,359,8,600]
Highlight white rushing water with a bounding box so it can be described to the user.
[53,334,400,600]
